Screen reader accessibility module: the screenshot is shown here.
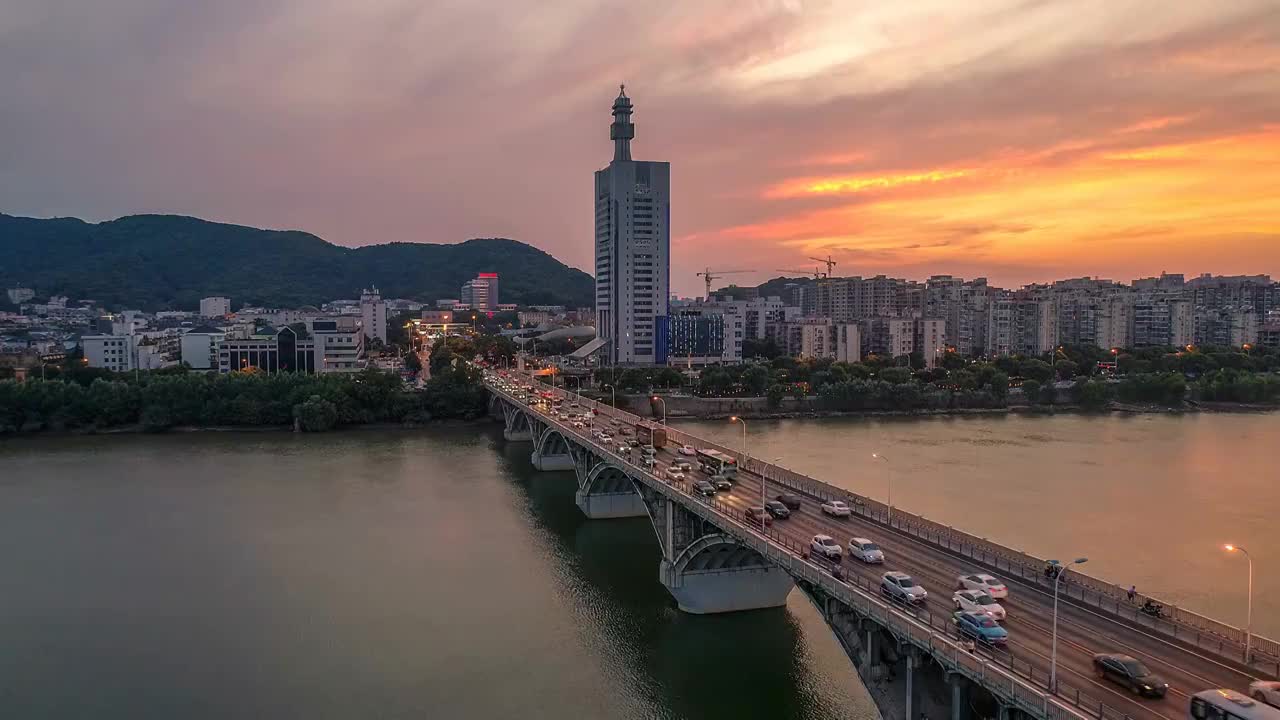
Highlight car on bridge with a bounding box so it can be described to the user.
[678,445,696,456]
[743,506,772,528]
[953,611,1008,646]
[709,475,733,491]
[810,535,842,560]
[1251,681,1280,708]
[693,479,716,496]
[775,493,802,510]
[881,571,928,605]
[957,573,1009,599]
[764,500,791,519]
[665,468,686,482]
[670,460,693,473]
[1091,653,1168,697]
[953,589,1006,621]
[848,538,885,564]
[821,499,852,517]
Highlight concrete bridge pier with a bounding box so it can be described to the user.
[530,427,574,471]
[905,648,918,720]
[658,558,793,614]
[501,405,532,442]
[574,462,646,518]
[950,672,972,720]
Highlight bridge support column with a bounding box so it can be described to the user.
[530,450,574,471]
[861,622,881,677]
[575,489,647,518]
[658,561,794,614]
[905,649,917,720]
[950,672,971,720]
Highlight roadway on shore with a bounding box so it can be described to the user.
[502,377,1261,720]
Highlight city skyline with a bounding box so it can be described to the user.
[3,1,1278,296]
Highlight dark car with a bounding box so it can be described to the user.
[743,506,773,528]
[710,475,733,491]
[1092,653,1169,697]
[764,500,791,519]
[775,493,802,510]
[693,480,717,496]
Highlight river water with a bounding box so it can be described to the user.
[0,429,872,720]
[0,412,1274,718]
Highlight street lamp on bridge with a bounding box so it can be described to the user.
[603,383,616,409]
[871,453,892,524]
[1049,556,1088,694]
[1223,544,1254,663]
[651,396,667,425]
[729,416,763,516]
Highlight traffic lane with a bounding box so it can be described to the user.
[819,502,1255,696]
[704,483,1177,720]
[704,474,1203,714]
[697,460,1258,691]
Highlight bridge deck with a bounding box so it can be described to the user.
[487,373,1274,720]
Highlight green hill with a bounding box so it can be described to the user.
[0,213,594,310]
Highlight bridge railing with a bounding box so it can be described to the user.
[497,376,1280,676]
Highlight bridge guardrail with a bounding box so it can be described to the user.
[491,381,1132,720]
[499,375,1278,677]
[570,384,1279,676]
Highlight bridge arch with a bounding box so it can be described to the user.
[535,428,571,457]
[671,532,770,575]
[582,463,637,494]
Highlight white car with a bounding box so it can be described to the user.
[1250,681,1280,708]
[821,500,852,517]
[664,468,686,482]
[953,589,1006,621]
[881,571,928,605]
[678,445,696,456]
[810,534,842,560]
[958,573,1008,599]
[670,460,692,472]
[848,537,885,564]
[571,421,585,428]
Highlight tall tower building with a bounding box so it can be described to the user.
[594,86,671,366]
[360,286,388,344]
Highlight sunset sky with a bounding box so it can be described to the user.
[2,0,1278,296]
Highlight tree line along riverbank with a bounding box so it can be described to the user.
[0,364,489,435]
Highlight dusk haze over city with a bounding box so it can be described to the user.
[3,3,1280,720]
[3,1,1278,293]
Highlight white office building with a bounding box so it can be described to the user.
[594,86,670,365]
[360,286,388,344]
[180,325,227,370]
[200,296,231,318]
[83,334,136,372]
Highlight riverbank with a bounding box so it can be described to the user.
[606,394,1279,421]
[0,417,485,439]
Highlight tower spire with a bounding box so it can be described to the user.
[610,84,634,162]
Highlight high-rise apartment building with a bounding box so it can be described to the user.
[594,86,670,365]
[359,286,388,344]
[200,296,231,318]
[460,273,499,311]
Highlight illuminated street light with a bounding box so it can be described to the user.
[1224,544,1254,663]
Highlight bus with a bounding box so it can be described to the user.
[1190,690,1280,720]
[695,448,738,477]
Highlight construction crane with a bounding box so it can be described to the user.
[697,268,754,300]
[808,255,838,277]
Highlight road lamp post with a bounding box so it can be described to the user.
[1049,557,1088,694]
[603,384,616,408]
[872,453,892,524]
[651,395,667,425]
[729,416,757,507]
[1224,544,1254,663]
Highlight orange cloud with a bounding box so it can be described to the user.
[765,168,976,199]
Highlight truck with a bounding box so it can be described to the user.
[635,423,668,449]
